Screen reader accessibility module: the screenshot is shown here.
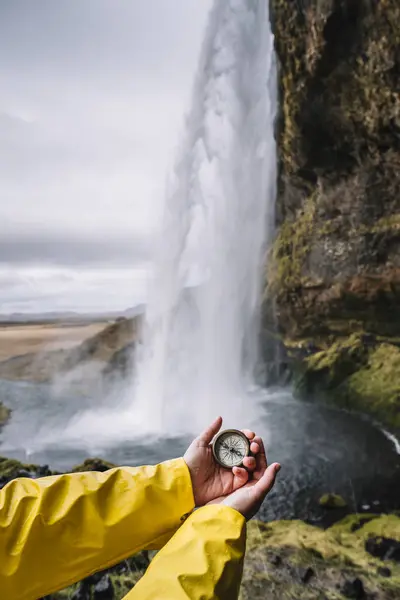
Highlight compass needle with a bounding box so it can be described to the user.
[212,430,251,469]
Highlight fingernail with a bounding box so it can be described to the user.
[275,464,281,473]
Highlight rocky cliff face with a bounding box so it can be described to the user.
[268,0,400,429]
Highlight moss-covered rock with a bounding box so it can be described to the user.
[241,515,400,599]
[0,456,53,489]
[293,334,400,430]
[267,0,400,423]
[346,343,400,429]
[72,457,117,473]
[319,493,347,509]
[0,456,37,479]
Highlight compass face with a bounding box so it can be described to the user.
[212,430,250,468]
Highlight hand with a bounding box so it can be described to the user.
[184,416,261,507]
[207,436,281,520]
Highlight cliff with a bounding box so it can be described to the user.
[0,317,139,384]
[268,0,400,429]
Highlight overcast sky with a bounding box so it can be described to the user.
[0,0,212,313]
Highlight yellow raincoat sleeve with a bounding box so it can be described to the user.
[127,504,246,600]
[0,458,194,600]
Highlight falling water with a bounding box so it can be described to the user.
[131,0,277,434]
[0,0,278,454]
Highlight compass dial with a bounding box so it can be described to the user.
[212,430,250,468]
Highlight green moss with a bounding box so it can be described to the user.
[347,344,400,429]
[304,334,367,387]
[248,515,400,568]
[329,514,377,535]
[111,572,145,597]
[243,516,400,599]
[319,494,347,509]
[268,193,317,293]
[368,213,400,234]
[0,456,40,478]
[298,336,400,429]
[72,458,117,472]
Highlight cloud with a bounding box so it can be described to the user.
[0,264,150,314]
[0,0,212,253]
[0,0,213,311]
[0,230,151,267]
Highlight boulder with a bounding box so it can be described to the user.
[0,456,53,489]
[93,575,114,600]
[365,536,400,563]
[319,493,347,509]
[341,578,366,599]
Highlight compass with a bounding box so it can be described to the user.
[212,429,251,469]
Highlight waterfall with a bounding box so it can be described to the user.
[131,0,277,434]
[5,0,278,453]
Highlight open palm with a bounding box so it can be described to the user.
[184,417,260,507]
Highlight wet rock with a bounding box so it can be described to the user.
[93,574,114,600]
[341,578,366,599]
[350,517,374,533]
[269,553,282,566]
[365,536,400,562]
[82,571,105,587]
[127,552,151,572]
[377,566,392,577]
[71,582,91,600]
[319,493,347,509]
[297,566,315,584]
[36,465,52,477]
[16,469,35,479]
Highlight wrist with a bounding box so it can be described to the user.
[183,458,201,506]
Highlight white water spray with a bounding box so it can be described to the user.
[7,0,278,451]
[131,0,277,434]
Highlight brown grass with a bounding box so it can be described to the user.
[0,322,108,361]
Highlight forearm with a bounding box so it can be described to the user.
[126,505,246,600]
[0,458,194,600]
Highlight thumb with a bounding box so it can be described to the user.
[197,416,223,446]
[253,463,280,500]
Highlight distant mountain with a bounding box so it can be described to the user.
[0,304,146,324]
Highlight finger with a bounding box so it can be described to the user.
[253,463,281,500]
[250,441,260,455]
[253,436,267,477]
[243,456,256,471]
[197,416,223,446]
[232,466,249,489]
[242,429,255,440]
